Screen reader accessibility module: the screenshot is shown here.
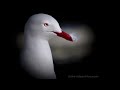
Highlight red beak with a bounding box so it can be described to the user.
[54,31,73,41]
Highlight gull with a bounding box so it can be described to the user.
[21,13,73,79]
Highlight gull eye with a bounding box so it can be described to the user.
[44,23,49,27]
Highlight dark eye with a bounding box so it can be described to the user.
[44,23,49,27]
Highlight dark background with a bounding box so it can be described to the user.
[6,2,104,80]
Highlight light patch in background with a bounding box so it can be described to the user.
[16,24,95,64]
[49,24,95,64]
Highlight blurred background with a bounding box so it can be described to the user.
[8,3,104,80]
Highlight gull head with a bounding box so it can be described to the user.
[25,13,73,41]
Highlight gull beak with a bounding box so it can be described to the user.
[54,31,73,41]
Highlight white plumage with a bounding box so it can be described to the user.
[21,13,73,79]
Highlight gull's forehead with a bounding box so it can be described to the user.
[30,14,58,24]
